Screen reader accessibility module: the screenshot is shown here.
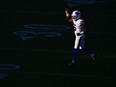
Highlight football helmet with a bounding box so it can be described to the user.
[71,10,81,20]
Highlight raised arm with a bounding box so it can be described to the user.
[65,8,73,23]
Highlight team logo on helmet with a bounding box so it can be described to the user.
[71,10,81,20]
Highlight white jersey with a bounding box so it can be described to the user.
[73,18,85,49]
[73,18,85,34]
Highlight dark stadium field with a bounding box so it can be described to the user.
[0,0,116,87]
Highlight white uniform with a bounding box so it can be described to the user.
[73,18,85,49]
[66,10,97,66]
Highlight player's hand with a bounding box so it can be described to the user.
[65,8,69,14]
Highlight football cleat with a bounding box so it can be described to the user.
[68,59,76,67]
[91,53,98,62]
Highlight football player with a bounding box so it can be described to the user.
[65,8,98,66]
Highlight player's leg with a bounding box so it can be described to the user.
[79,35,98,61]
[68,35,81,66]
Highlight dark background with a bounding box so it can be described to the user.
[0,0,116,87]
